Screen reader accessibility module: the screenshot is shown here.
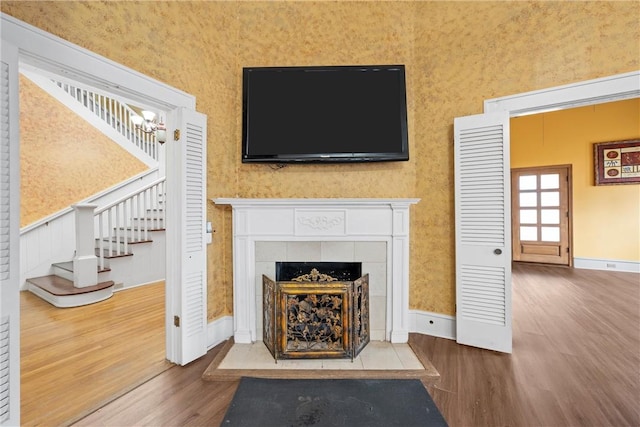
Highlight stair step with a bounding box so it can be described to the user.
[117,226,165,232]
[95,249,134,259]
[27,275,114,296]
[27,275,115,308]
[139,209,164,220]
[52,261,111,274]
[95,237,153,253]
[131,218,165,228]
[97,237,154,245]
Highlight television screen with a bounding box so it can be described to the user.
[242,65,409,163]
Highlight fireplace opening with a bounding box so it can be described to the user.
[263,262,370,362]
[276,261,362,282]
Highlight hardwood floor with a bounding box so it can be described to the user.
[21,281,172,426]
[421,263,640,427]
[25,265,640,426]
[74,349,236,427]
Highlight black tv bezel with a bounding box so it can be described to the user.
[241,64,409,164]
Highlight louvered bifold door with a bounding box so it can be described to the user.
[0,41,21,426]
[168,108,208,365]
[454,112,512,353]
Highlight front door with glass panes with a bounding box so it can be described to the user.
[511,165,572,266]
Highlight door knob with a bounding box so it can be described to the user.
[494,248,502,255]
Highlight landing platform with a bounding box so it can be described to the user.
[27,275,114,308]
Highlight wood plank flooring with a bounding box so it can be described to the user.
[420,263,640,427]
[21,281,172,426]
[23,265,640,426]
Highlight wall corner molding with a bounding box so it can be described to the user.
[207,316,234,350]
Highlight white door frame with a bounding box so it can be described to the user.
[1,13,199,364]
[484,71,639,117]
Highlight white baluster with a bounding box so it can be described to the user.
[98,213,105,271]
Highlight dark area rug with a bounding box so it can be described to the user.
[220,377,448,427]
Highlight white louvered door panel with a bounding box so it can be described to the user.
[167,108,207,365]
[0,317,10,423]
[454,112,512,353]
[0,41,20,426]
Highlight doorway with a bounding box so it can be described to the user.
[511,165,572,266]
[455,71,638,353]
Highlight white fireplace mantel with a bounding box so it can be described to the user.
[213,198,420,344]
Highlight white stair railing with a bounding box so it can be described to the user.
[94,178,166,271]
[54,81,159,161]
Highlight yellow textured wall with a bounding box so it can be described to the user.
[511,99,640,262]
[3,1,638,319]
[19,75,148,227]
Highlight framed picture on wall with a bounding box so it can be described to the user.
[594,139,640,186]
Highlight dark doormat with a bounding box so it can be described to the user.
[221,377,448,427]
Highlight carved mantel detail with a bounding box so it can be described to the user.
[297,215,343,230]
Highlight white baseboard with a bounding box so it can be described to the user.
[409,310,456,341]
[207,315,233,350]
[112,278,164,292]
[574,257,640,273]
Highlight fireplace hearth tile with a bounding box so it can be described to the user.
[395,343,427,369]
[217,341,423,371]
[358,342,407,369]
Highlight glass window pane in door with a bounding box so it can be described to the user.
[519,192,537,207]
[540,173,560,189]
[520,226,538,241]
[520,209,537,224]
[519,175,537,190]
[541,191,559,207]
[541,209,560,224]
[541,226,560,242]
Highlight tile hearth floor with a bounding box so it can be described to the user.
[218,340,425,371]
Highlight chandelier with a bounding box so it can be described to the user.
[130,110,167,143]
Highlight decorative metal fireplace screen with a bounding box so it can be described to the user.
[263,264,370,361]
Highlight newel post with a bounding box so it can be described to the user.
[72,203,98,288]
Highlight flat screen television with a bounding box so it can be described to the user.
[242,65,409,163]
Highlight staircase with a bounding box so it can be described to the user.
[22,72,167,308]
[21,69,160,165]
[26,179,166,307]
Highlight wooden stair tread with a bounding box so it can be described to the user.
[52,261,110,273]
[118,227,166,232]
[95,249,133,259]
[98,237,154,244]
[27,275,114,296]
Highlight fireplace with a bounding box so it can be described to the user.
[263,262,370,361]
[212,198,420,344]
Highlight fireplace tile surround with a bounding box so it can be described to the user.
[213,198,420,344]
